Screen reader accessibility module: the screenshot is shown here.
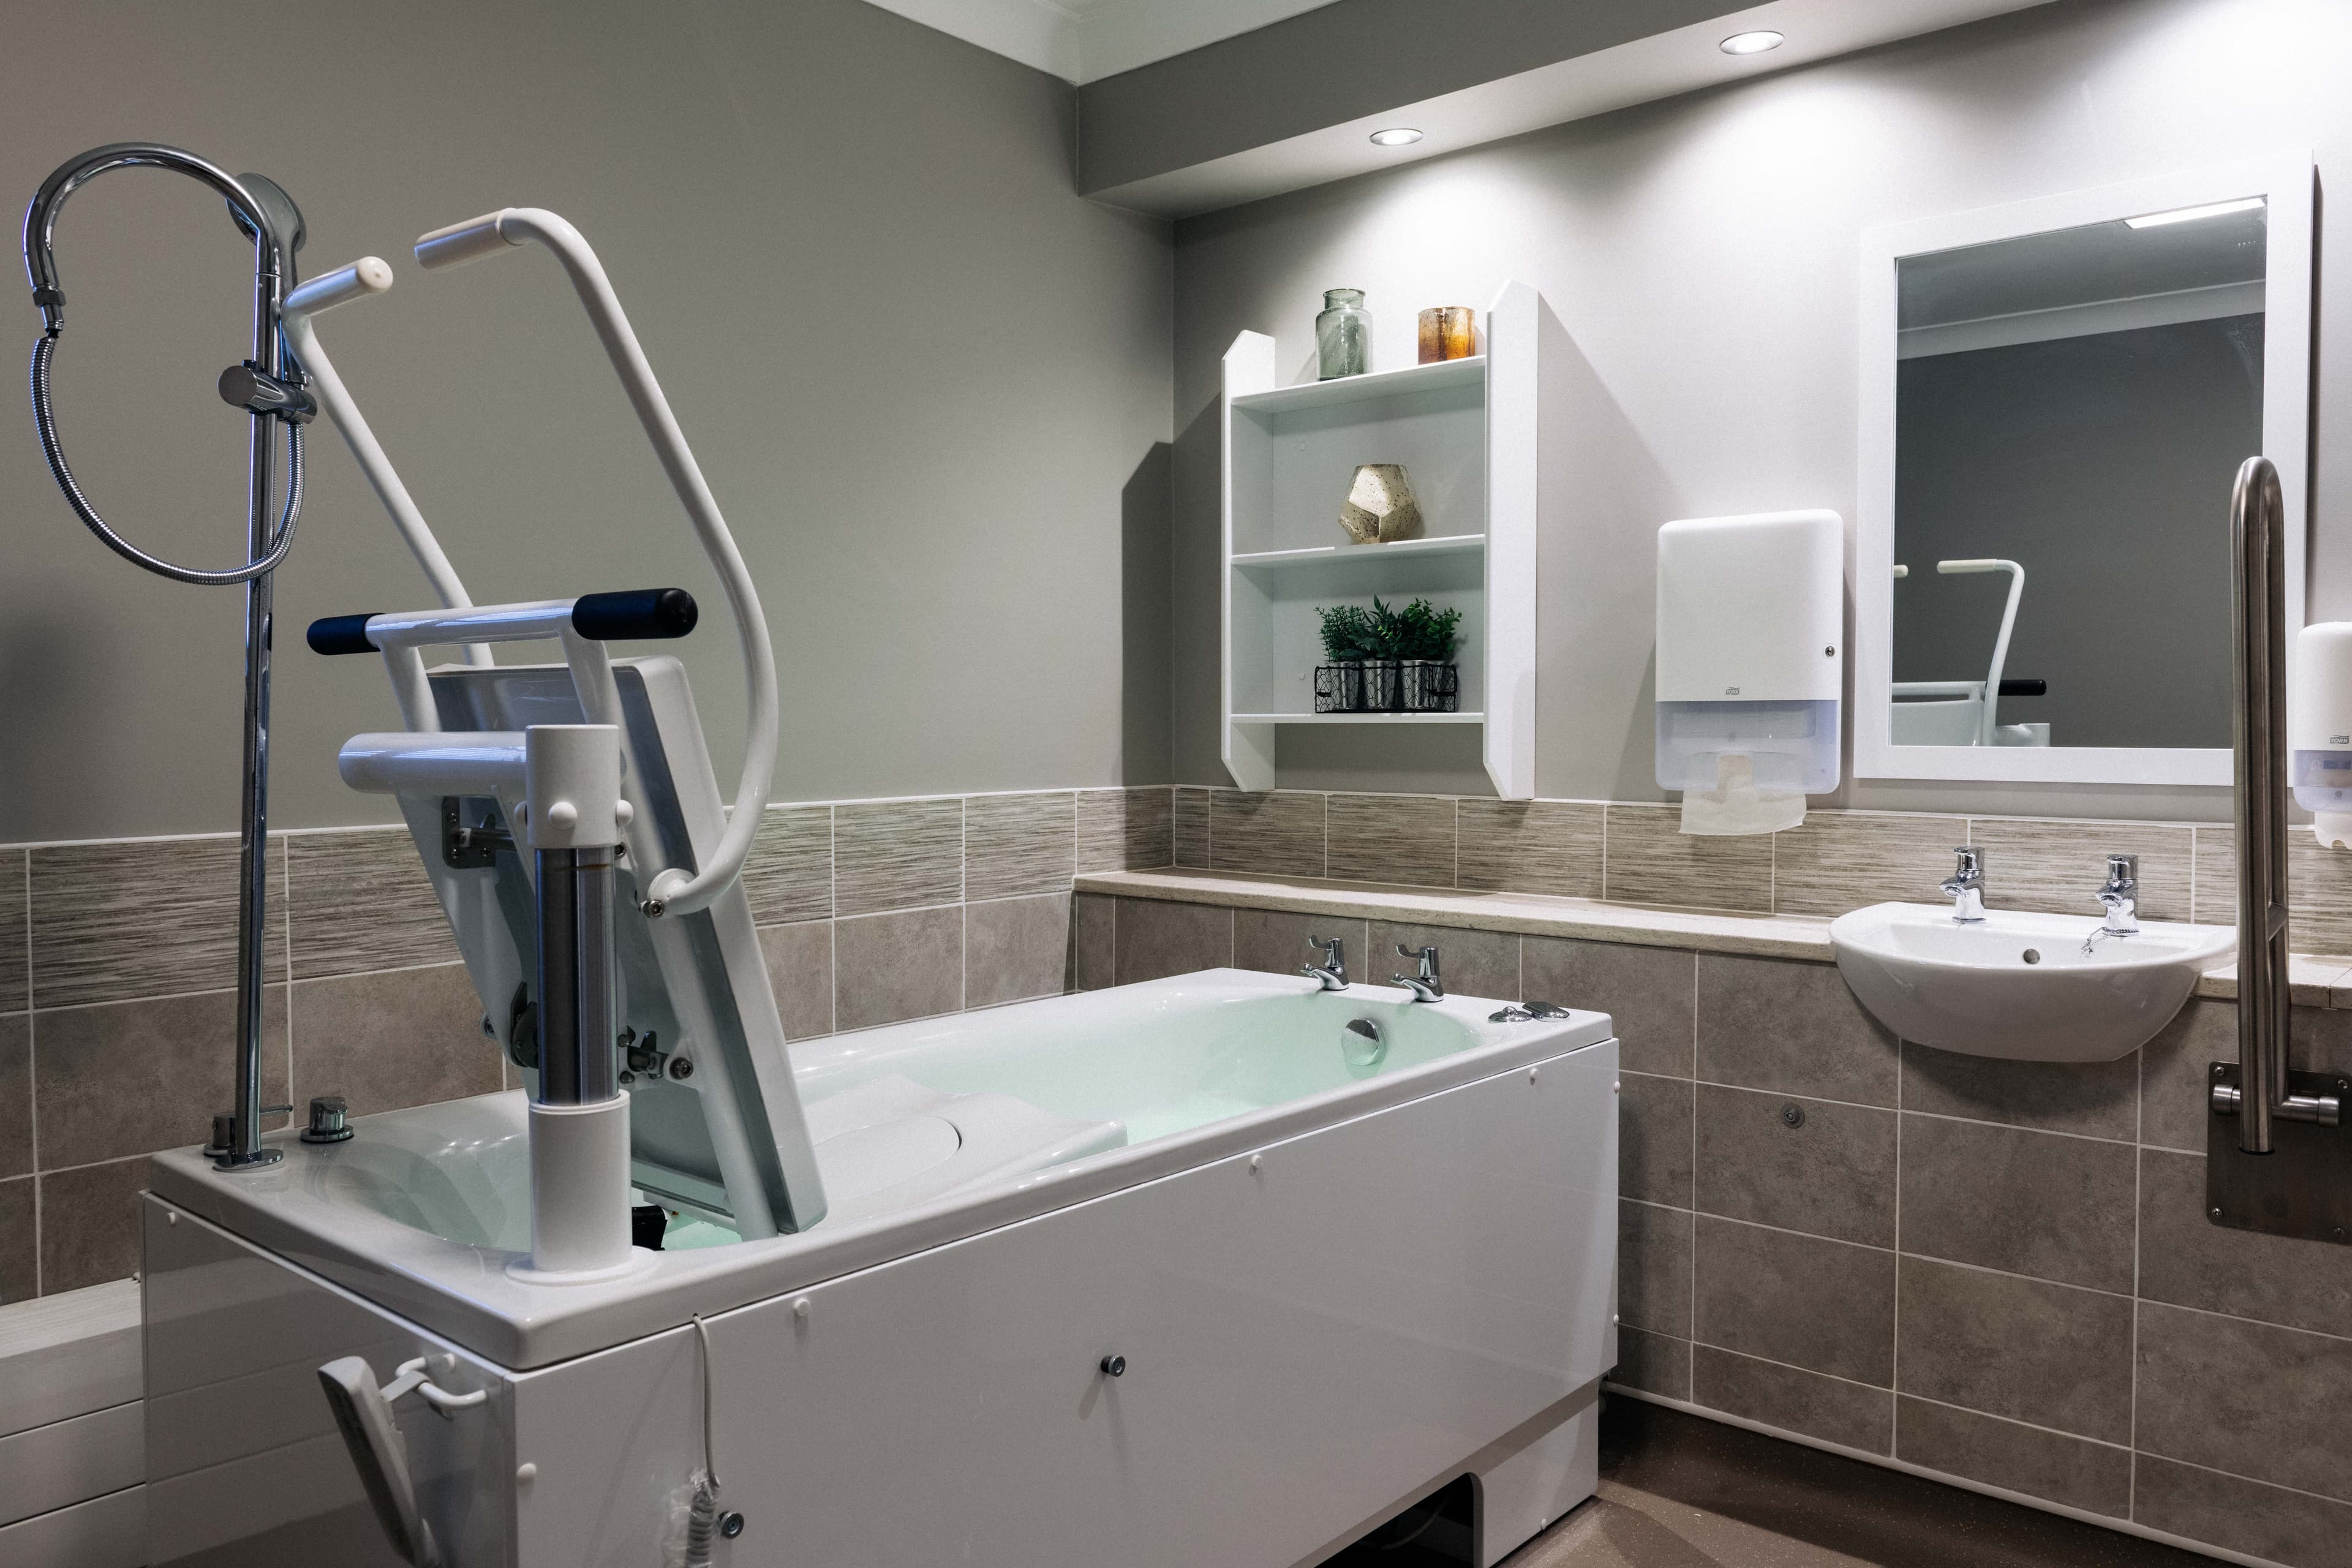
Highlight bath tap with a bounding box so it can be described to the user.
[1303,934,1349,990]
[2082,853,2139,954]
[1940,846,1987,924]
[1393,944,1444,1002]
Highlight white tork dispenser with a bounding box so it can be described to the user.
[2295,621,2352,849]
[1656,510,1844,835]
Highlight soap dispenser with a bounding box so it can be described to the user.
[2294,621,2352,848]
[1655,510,1843,834]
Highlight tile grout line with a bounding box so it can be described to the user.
[1893,1040,1904,1455]
[1689,951,1699,1364]
[25,849,39,1297]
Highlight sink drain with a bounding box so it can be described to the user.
[2022,948,2041,965]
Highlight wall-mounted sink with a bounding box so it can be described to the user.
[1827,902,2235,1062]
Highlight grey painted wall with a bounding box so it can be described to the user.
[1170,0,2352,821]
[1892,315,2263,752]
[0,0,1172,842]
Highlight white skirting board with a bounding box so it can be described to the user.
[1,1280,147,1565]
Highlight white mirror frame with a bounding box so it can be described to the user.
[1855,152,2314,785]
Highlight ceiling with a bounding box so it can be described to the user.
[862,0,1340,83]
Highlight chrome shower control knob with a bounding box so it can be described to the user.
[1099,1354,1126,1377]
[300,1095,354,1144]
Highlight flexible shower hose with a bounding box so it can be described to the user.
[30,331,303,585]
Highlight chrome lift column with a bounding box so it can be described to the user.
[513,724,639,1281]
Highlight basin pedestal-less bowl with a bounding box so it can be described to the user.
[1828,902,2235,1062]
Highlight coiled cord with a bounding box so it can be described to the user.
[681,1313,721,1568]
[30,331,303,586]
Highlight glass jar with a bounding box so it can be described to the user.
[1316,289,1371,380]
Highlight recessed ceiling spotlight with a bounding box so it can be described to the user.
[1719,29,1785,55]
[1370,127,1424,148]
[2125,196,2266,230]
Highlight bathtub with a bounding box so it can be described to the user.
[143,970,1618,1567]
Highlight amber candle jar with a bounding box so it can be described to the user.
[1417,306,1476,363]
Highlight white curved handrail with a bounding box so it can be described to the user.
[281,260,492,666]
[414,208,778,917]
[1937,558,2024,746]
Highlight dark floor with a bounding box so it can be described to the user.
[1329,1398,2214,1568]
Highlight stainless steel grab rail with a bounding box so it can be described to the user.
[2216,454,2340,1149]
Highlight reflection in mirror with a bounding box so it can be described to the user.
[1891,196,2266,748]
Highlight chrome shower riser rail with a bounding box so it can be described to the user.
[21,143,311,1170]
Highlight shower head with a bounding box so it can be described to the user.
[21,142,298,334]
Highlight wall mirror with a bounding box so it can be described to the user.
[1856,154,2313,785]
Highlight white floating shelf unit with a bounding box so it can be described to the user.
[1219,281,1537,796]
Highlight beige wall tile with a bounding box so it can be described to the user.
[1368,920,1516,1002]
[2135,1300,2352,1502]
[1237,910,1363,982]
[834,906,962,1030]
[1695,1216,1894,1385]
[1896,1257,2132,1443]
[1696,1085,1896,1248]
[1621,1072,1692,1207]
[1523,939,1692,1077]
[291,965,500,1118]
[1456,799,1602,900]
[38,1157,148,1295]
[287,829,458,980]
[1114,899,1231,984]
[758,921,834,1041]
[2292,827,2352,957]
[965,793,1076,902]
[0,1018,26,1179]
[1326,794,1454,887]
[1173,788,1210,869]
[1610,1325,1691,1400]
[1619,1200,1691,1338]
[0,850,25,1016]
[1901,1040,2138,1141]
[1899,1114,2136,1293]
[2133,1453,2352,1567]
[1695,1346,1892,1455]
[1697,954,1898,1106]
[833,799,962,917]
[1077,788,1173,873]
[2209,818,2352,956]
[32,837,287,1010]
[2137,1149,2352,1341]
[966,894,1072,1008]
[1604,805,1771,913]
[1209,791,1325,879]
[36,988,290,1169]
[742,806,832,925]
[1772,813,1966,918]
[0,1178,33,1303]
[1896,1398,2130,1518]
[1964,817,2192,921]
[1073,894,1115,992]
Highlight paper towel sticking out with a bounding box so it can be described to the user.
[1680,753,1805,837]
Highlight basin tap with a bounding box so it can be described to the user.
[1940,846,1987,924]
[1302,933,1349,991]
[2084,853,2139,953]
[1393,944,1444,1002]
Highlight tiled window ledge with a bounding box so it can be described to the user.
[1075,867,2352,1010]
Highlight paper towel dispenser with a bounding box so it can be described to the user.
[1656,511,1843,832]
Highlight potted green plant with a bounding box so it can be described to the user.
[1393,598,1463,712]
[1314,603,1381,711]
